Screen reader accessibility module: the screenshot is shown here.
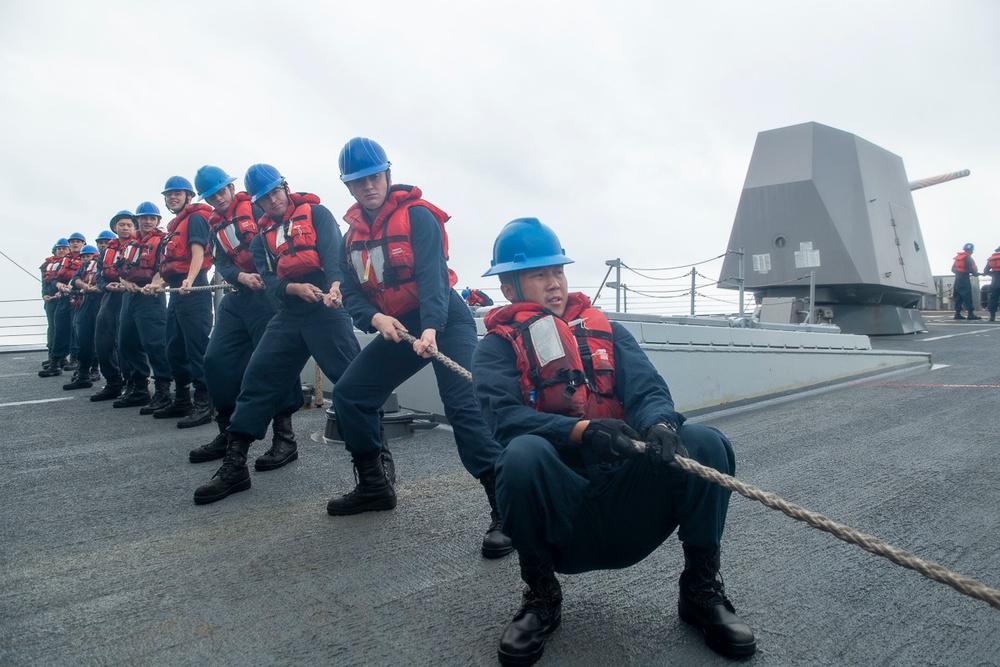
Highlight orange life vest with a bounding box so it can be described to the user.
[100,238,125,282]
[952,252,977,274]
[260,193,323,280]
[210,192,258,273]
[343,185,458,318]
[467,289,493,307]
[118,229,166,284]
[41,256,61,283]
[160,203,214,279]
[484,293,625,419]
[986,253,1000,273]
[55,252,83,283]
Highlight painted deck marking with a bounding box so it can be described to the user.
[0,397,74,408]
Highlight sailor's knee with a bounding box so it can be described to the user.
[677,424,735,475]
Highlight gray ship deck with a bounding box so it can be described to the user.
[2,313,998,666]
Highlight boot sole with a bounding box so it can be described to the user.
[153,410,191,419]
[193,478,252,505]
[90,393,122,402]
[189,451,227,464]
[255,450,299,472]
[482,541,515,559]
[62,383,93,390]
[177,414,213,429]
[326,496,397,516]
[497,614,561,666]
[678,606,757,659]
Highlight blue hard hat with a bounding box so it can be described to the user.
[244,163,285,203]
[109,209,135,230]
[194,165,237,202]
[81,244,98,255]
[162,175,196,195]
[339,137,391,183]
[482,218,574,277]
[68,232,87,242]
[135,201,161,218]
[461,289,471,299]
[96,230,117,241]
[964,243,975,252]
[55,238,69,248]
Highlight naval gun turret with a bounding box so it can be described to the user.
[718,121,969,335]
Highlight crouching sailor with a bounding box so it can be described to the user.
[472,218,756,665]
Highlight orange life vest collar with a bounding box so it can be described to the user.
[484,293,624,419]
[343,185,457,317]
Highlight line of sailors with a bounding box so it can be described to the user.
[36,138,512,560]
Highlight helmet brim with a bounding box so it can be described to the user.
[482,255,574,277]
[195,176,238,202]
[340,162,390,183]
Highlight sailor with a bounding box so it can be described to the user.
[463,287,494,308]
[151,176,215,427]
[113,202,173,410]
[82,229,118,384]
[39,239,69,373]
[187,165,302,469]
[91,212,136,401]
[193,164,361,505]
[327,138,512,559]
[981,246,1000,322]
[40,233,86,377]
[472,218,756,665]
[951,243,980,320]
[62,244,102,390]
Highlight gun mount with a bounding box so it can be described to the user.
[718,122,969,335]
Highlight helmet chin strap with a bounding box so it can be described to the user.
[511,271,525,302]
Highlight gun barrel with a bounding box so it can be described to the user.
[909,169,970,191]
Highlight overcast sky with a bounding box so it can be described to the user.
[1,0,997,322]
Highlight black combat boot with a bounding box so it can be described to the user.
[967,310,982,320]
[89,363,101,383]
[153,383,191,418]
[954,311,966,320]
[480,471,514,559]
[193,434,252,505]
[62,356,79,371]
[38,357,64,377]
[113,378,150,408]
[497,553,562,666]
[326,449,396,515]
[189,411,231,463]
[678,543,756,659]
[62,370,93,390]
[140,379,173,415]
[91,381,123,402]
[255,413,299,471]
[177,387,212,428]
[990,311,997,322]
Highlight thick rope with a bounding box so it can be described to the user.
[157,283,236,294]
[393,327,1000,610]
[395,330,473,382]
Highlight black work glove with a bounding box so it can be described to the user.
[644,423,688,471]
[580,419,642,462]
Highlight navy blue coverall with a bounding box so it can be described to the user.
[227,203,359,441]
[94,248,125,388]
[164,214,213,392]
[334,206,502,478]
[118,233,171,387]
[203,227,299,428]
[472,319,735,574]
[69,260,101,375]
